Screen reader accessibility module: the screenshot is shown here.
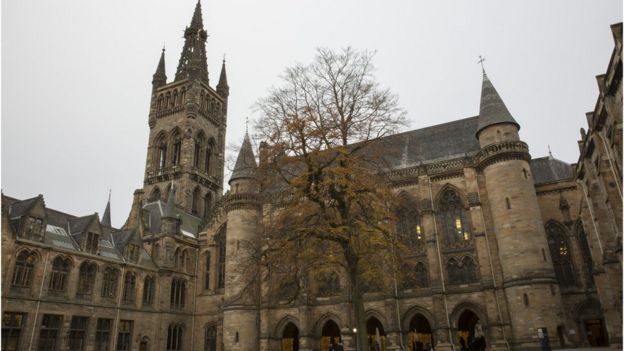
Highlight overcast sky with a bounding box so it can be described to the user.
[2,0,621,227]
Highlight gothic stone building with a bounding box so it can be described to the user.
[1,3,621,351]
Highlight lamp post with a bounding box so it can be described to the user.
[353,328,358,351]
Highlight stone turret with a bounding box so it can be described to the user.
[222,133,261,351]
[476,71,562,349]
[152,48,167,91]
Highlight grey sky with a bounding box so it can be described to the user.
[2,0,621,227]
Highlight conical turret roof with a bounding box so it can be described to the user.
[476,72,519,138]
[101,191,112,227]
[230,133,257,183]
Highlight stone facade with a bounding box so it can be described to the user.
[1,3,621,351]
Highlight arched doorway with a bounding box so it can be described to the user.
[282,322,300,351]
[138,336,150,351]
[457,310,485,351]
[366,317,386,351]
[577,300,609,347]
[407,313,433,351]
[321,320,341,351]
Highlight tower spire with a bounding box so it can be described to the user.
[216,57,229,98]
[230,134,257,183]
[476,71,519,138]
[101,190,112,227]
[175,1,209,84]
[152,48,167,89]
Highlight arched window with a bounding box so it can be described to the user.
[447,257,478,284]
[396,194,423,249]
[155,135,168,171]
[180,88,186,104]
[12,250,36,288]
[157,94,164,111]
[192,188,201,215]
[200,91,206,111]
[165,92,171,109]
[203,193,212,219]
[172,133,182,166]
[48,256,71,292]
[77,262,97,295]
[204,252,211,290]
[101,267,118,299]
[122,272,136,304]
[577,224,594,287]
[194,133,205,169]
[546,222,575,287]
[414,262,429,288]
[437,187,471,246]
[205,142,213,174]
[204,325,217,351]
[174,248,183,270]
[143,276,155,306]
[150,187,161,202]
[172,90,178,108]
[216,226,226,289]
[317,272,340,297]
[170,278,186,309]
[167,324,184,351]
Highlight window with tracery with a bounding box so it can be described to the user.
[23,216,44,240]
[122,272,136,304]
[85,232,99,254]
[77,262,97,295]
[101,267,118,299]
[447,256,478,284]
[48,256,70,292]
[167,324,184,351]
[192,188,201,215]
[12,251,36,288]
[170,278,186,309]
[317,272,340,297]
[172,135,182,166]
[143,276,155,306]
[576,224,594,287]
[546,222,575,287]
[216,226,226,289]
[205,144,213,174]
[396,195,424,249]
[204,325,217,351]
[437,188,472,246]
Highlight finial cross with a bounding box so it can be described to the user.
[548,144,553,157]
[478,55,486,72]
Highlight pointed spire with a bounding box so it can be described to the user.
[190,0,204,30]
[152,48,167,89]
[175,1,209,84]
[216,57,229,98]
[230,133,257,183]
[476,71,520,138]
[101,190,112,227]
[164,181,176,217]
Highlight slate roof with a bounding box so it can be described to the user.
[476,72,519,137]
[530,156,575,184]
[142,200,203,238]
[374,116,482,169]
[231,133,258,181]
[2,194,150,266]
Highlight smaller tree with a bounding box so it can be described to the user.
[255,47,408,349]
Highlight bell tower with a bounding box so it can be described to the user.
[142,1,229,220]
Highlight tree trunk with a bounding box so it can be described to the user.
[347,253,369,351]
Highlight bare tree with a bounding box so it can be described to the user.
[255,47,407,349]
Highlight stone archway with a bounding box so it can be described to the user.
[407,313,433,351]
[138,336,150,351]
[577,300,609,347]
[282,322,300,351]
[366,316,386,351]
[457,310,485,351]
[321,320,341,351]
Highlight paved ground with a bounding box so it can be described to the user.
[557,348,613,351]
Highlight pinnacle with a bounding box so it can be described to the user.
[189,0,204,30]
[217,59,228,89]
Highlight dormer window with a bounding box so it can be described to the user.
[85,232,99,254]
[125,244,140,263]
[23,217,44,240]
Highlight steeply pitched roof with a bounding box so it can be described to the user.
[530,156,574,184]
[142,200,203,238]
[7,196,40,218]
[476,72,519,138]
[374,116,482,169]
[230,133,258,182]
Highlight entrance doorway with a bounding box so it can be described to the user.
[138,337,150,351]
[321,320,341,351]
[457,310,485,351]
[584,319,608,346]
[407,313,433,351]
[366,317,386,351]
[282,322,300,351]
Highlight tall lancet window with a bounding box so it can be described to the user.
[437,187,471,247]
[546,222,575,287]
